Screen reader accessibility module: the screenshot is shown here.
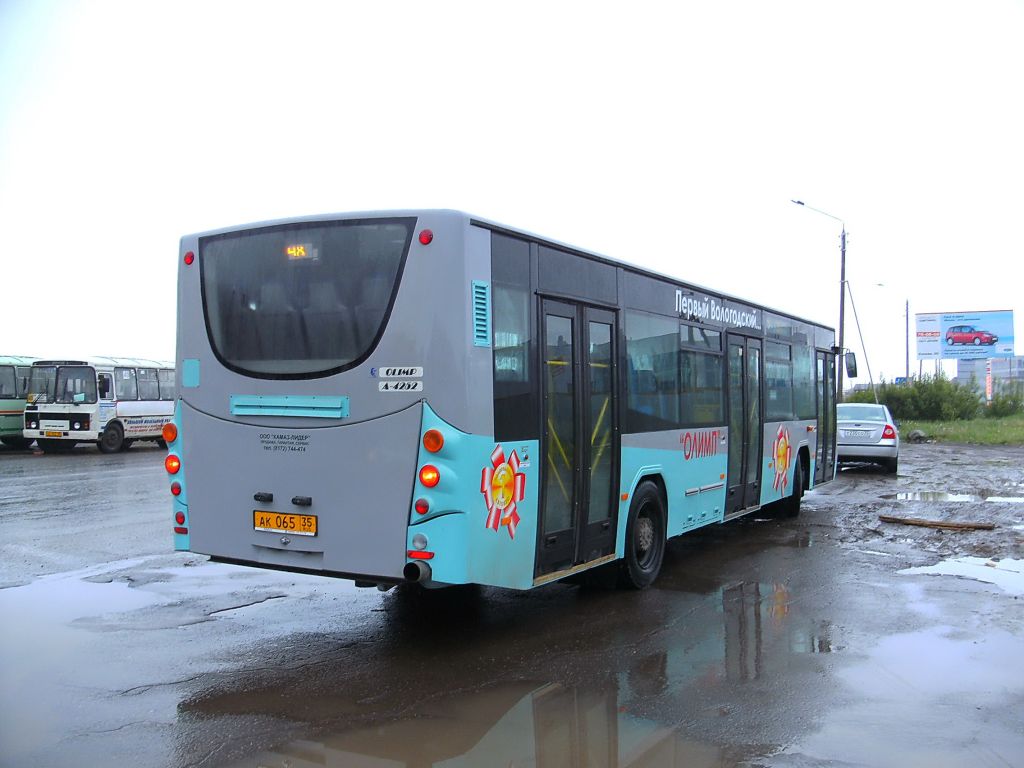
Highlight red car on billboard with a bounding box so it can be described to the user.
[945,325,998,346]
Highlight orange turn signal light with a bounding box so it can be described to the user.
[423,429,444,453]
[162,422,178,443]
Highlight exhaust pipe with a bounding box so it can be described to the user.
[403,560,432,583]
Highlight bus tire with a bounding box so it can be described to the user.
[99,423,124,453]
[1,436,32,449]
[619,481,666,590]
[781,458,803,518]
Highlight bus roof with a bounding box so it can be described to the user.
[31,356,174,369]
[0,355,39,366]
[183,209,835,334]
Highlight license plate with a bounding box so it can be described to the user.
[844,429,868,437]
[253,510,317,536]
[45,431,64,437]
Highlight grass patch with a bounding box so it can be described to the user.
[900,413,1024,445]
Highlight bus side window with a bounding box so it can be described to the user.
[98,374,113,400]
[137,368,160,400]
[115,367,138,400]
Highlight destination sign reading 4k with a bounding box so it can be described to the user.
[253,511,318,536]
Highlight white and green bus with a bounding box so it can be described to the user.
[0,355,37,449]
[166,211,838,590]
[24,357,175,453]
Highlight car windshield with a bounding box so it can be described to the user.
[837,404,887,422]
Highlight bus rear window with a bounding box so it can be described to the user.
[199,218,414,378]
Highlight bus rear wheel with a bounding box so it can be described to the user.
[619,481,666,590]
[780,458,804,518]
[99,423,124,453]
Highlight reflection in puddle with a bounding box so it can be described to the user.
[881,491,1024,503]
[217,680,725,768]
[183,577,839,767]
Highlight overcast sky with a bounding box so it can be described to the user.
[2,0,1021,384]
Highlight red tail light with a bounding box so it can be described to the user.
[184,251,195,265]
[419,465,440,487]
[414,498,429,515]
[418,229,433,245]
[170,481,182,497]
[165,455,181,474]
[882,425,897,439]
[407,550,435,560]
[175,511,186,524]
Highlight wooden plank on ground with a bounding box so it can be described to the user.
[878,514,996,531]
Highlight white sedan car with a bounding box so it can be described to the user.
[836,403,900,474]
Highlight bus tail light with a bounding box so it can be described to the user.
[414,498,429,515]
[422,429,444,453]
[882,425,897,439]
[184,251,195,265]
[175,511,185,525]
[165,454,181,474]
[419,465,440,487]
[407,550,435,560]
[171,481,182,497]
[163,423,178,443]
[418,229,433,245]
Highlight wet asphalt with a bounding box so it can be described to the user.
[0,442,1022,767]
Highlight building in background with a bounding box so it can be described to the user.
[956,356,1024,397]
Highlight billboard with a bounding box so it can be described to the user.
[916,310,1015,360]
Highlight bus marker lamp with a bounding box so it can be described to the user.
[162,423,178,443]
[419,465,440,487]
[175,511,185,525]
[171,482,182,497]
[422,429,444,453]
[414,498,429,515]
[418,229,433,245]
[165,454,181,474]
[184,251,195,265]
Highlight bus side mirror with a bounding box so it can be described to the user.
[845,352,858,378]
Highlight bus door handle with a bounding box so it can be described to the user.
[254,492,273,503]
[292,496,313,507]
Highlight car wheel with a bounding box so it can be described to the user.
[946,337,954,345]
[973,337,981,346]
[884,457,898,474]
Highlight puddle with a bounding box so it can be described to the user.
[210,680,737,768]
[881,491,1024,503]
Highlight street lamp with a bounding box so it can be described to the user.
[791,200,847,401]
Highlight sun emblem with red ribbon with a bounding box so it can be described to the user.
[480,445,526,539]
[771,425,792,493]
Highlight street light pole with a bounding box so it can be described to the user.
[792,200,847,402]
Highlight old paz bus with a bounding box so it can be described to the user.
[1,355,37,449]
[24,357,175,453]
[167,211,837,590]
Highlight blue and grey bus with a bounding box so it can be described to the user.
[166,211,837,590]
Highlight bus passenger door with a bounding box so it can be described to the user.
[726,335,762,514]
[815,351,836,484]
[537,300,618,578]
